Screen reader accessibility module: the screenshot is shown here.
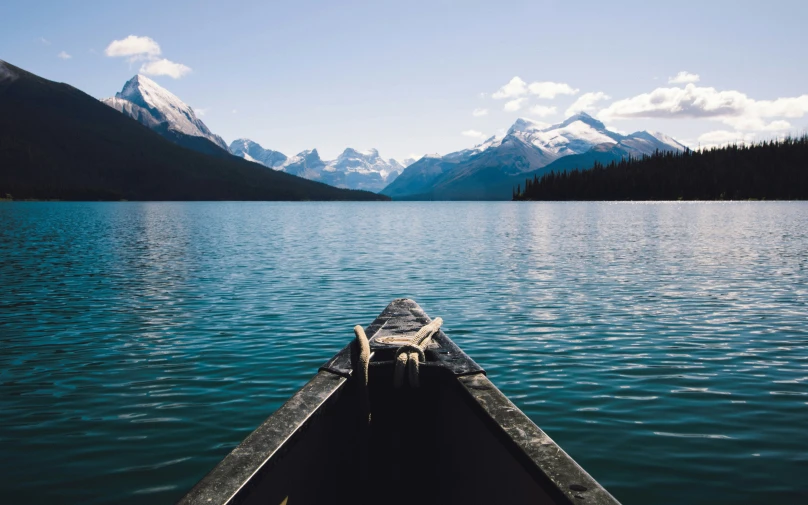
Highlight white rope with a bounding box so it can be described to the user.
[393,317,443,388]
[353,325,371,424]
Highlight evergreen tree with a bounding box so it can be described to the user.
[514,136,808,201]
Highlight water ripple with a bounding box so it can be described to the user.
[1,201,807,505]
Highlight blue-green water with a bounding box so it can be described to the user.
[1,201,807,504]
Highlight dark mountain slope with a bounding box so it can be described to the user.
[380,155,458,199]
[420,134,552,200]
[383,114,686,201]
[0,60,387,201]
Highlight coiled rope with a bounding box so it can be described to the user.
[393,317,443,388]
[352,317,444,424]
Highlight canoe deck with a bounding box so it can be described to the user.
[178,299,620,505]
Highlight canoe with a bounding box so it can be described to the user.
[178,299,620,505]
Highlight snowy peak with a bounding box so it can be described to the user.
[105,74,227,151]
[281,149,327,180]
[556,111,606,130]
[619,130,686,156]
[327,147,401,182]
[335,147,381,165]
[230,138,260,154]
[283,149,324,169]
[102,97,161,129]
[637,131,687,151]
[229,138,287,168]
[475,135,503,150]
[504,113,618,160]
[273,147,402,192]
[507,117,545,135]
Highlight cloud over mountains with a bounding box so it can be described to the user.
[597,83,808,132]
[104,35,191,79]
[474,70,808,150]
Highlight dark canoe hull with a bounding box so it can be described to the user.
[178,299,620,505]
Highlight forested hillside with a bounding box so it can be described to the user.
[514,136,808,201]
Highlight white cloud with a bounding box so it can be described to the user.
[139,58,191,79]
[565,91,611,116]
[669,71,700,84]
[194,107,208,117]
[232,109,238,114]
[527,81,579,99]
[104,35,161,59]
[57,51,72,60]
[462,129,486,139]
[478,92,487,99]
[472,108,488,117]
[528,105,557,117]
[697,130,757,148]
[504,97,527,112]
[492,76,579,102]
[723,117,791,131]
[761,120,791,131]
[39,37,51,46]
[105,35,192,79]
[492,77,527,99]
[605,125,627,136]
[598,83,808,131]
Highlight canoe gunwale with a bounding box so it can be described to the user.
[176,371,347,505]
[177,298,621,505]
[456,372,620,504]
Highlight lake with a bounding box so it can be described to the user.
[1,201,806,504]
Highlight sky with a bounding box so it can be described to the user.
[2,0,808,161]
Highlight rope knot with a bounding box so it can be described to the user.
[393,317,443,388]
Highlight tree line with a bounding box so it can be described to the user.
[513,135,808,200]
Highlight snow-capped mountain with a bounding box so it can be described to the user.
[282,149,327,180]
[507,114,619,158]
[229,139,287,167]
[0,59,388,202]
[323,148,403,191]
[230,139,405,192]
[505,113,685,161]
[382,112,686,200]
[102,75,228,152]
[281,147,402,192]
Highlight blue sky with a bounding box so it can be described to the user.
[3,0,808,160]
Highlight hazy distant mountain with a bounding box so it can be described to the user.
[229,138,287,167]
[282,149,328,180]
[102,74,229,154]
[0,59,388,201]
[231,139,404,192]
[401,156,422,168]
[320,147,402,192]
[382,112,686,200]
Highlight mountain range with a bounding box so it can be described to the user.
[230,141,410,192]
[0,60,386,201]
[102,75,410,193]
[382,113,686,200]
[2,59,689,201]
